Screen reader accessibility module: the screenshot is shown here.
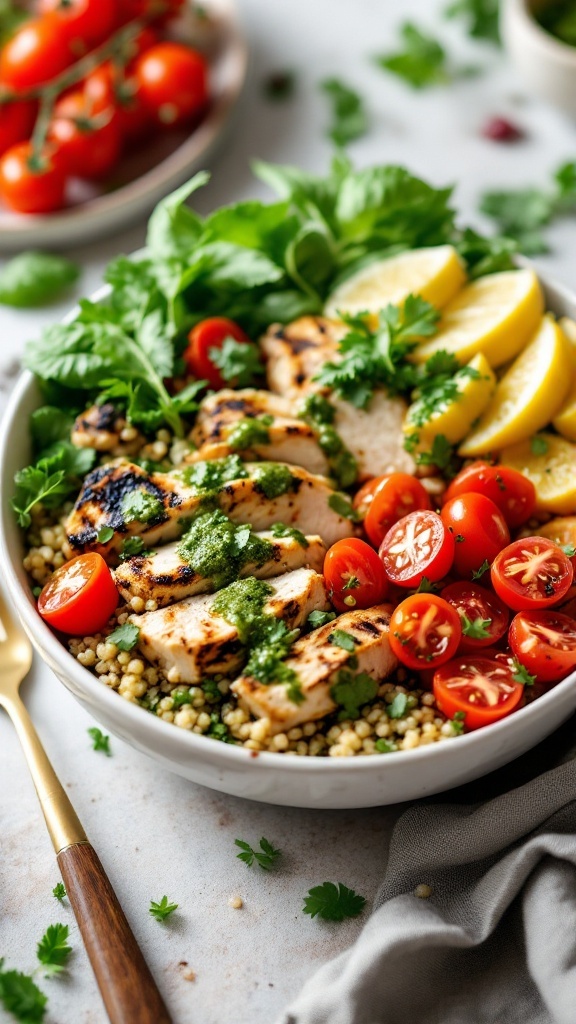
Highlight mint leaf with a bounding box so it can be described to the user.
[0,252,79,308]
[321,78,369,147]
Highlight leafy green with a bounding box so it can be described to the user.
[121,490,164,524]
[461,615,492,638]
[321,78,369,147]
[444,0,500,43]
[531,435,549,455]
[235,837,281,870]
[0,960,47,1023]
[375,738,398,753]
[0,252,79,308]
[512,658,536,686]
[455,228,517,278]
[328,630,358,653]
[303,882,366,921]
[210,338,264,387]
[270,522,309,547]
[479,161,576,254]
[108,623,140,651]
[330,669,378,719]
[328,493,361,521]
[450,710,467,735]
[408,433,460,476]
[119,536,154,560]
[307,610,337,629]
[181,455,248,495]
[11,417,96,529]
[36,924,72,976]
[471,558,491,580]
[387,692,416,719]
[375,23,449,89]
[52,883,66,902]
[149,896,178,922]
[87,727,111,756]
[407,352,481,428]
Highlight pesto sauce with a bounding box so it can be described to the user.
[211,578,273,644]
[252,462,295,499]
[177,511,274,588]
[121,489,164,524]
[299,394,358,489]
[227,414,274,451]
[181,455,248,495]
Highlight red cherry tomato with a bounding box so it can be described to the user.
[134,42,208,126]
[323,538,389,613]
[491,537,574,611]
[38,0,117,46]
[0,142,66,213]
[389,594,461,670]
[0,102,37,159]
[48,90,121,179]
[441,493,510,579]
[38,553,119,635]
[508,610,576,684]
[117,0,185,22]
[379,510,455,588]
[440,581,510,652]
[433,654,524,730]
[84,65,149,142]
[352,475,387,521]
[443,462,536,529]
[185,317,251,390]
[363,473,431,548]
[0,15,73,91]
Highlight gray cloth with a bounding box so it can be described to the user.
[279,718,576,1024]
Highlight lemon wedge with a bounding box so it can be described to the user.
[410,269,543,368]
[500,434,576,514]
[559,316,576,370]
[324,245,466,320]
[405,353,496,446]
[537,516,576,547]
[458,316,572,457]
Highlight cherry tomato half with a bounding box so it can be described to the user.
[441,492,510,579]
[491,537,574,611]
[0,15,73,91]
[185,317,251,390]
[135,42,208,126]
[0,142,67,213]
[379,510,455,588]
[440,582,510,652]
[389,594,461,670]
[38,0,117,46]
[509,609,576,684]
[363,473,431,548]
[443,462,536,529]
[48,90,121,179]
[433,654,524,730]
[323,538,389,613]
[0,101,37,159]
[38,553,119,635]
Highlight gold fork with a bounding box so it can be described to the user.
[0,589,172,1024]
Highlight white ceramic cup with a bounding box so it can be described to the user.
[502,0,576,116]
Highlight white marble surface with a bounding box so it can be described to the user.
[2,1,576,1021]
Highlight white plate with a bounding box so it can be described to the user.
[0,0,247,251]
[1,266,576,809]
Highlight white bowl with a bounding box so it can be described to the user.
[2,267,576,809]
[0,0,247,251]
[502,0,576,116]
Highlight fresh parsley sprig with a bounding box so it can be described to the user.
[36,925,72,977]
[480,160,576,255]
[303,882,366,921]
[375,22,450,89]
[321,78,369,147]
[235,837,281,870]
[87,727,112,756]
[0,960,47,1023]
[149,896,178,923]
[52,883,66,902]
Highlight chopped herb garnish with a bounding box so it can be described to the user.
[387,692,416,719]
[119,536,154,560]
[321,77,369,147]
[121,490,164,524]
[235,837,281,870]
[479,161,576,254]
[178,510,273,588]
[0,960,47,1022]
[328,493,361,521]
[461,614,492,639]
[227,414,273,451]
[209,338,264,388]
[36,924,72,976]
[303,882,366,921]
[561,543,576,557]
[181,455,248,495]
[87,727,111,756]
[407,351,481,429]
[471,558,490,580]
[307,610,337,629]
[444,0,500,43]
[512,658,536,686]
[252,463,295,499]
[330,668,378,719]
[531,435,549,455]
[375,22,449,89]
[450,710,466,735]
[415,576,439,594]
[412,433,460,476]
[52,883,66,902]
[328,630,358,653]
[97,526,114,543]
[342,575,360,591]
[149,896,178,923]
[270,522,309,547]
[375,738,398,753]
[108,622,140,651]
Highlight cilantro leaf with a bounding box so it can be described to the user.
[375,23,449,89]
[0,252,79,308]
[0,961,47,1023]
[11,439,96,529]
[52,883,66,902]
[235,837,281,870]
[471,558,490,580]
[407,353,481,429]
[303,882,366,921]
[87,727,111,756]
[461,614,492,639]
[36,924,72,976]
[444,0,500,43]
[330,669,378,719]
[455,228,517,278]
[413,434,460,476]
[512,658,536,686]
[270,522,309,547]
[209,338,264,387]
[479,161,576,255]
[321,78,369,147]
[149,896,178,922]
[307,610,337,630]
[450,710,467,735]
[108,623,140,652]
[119,536,155,560]
[328,630,358,653]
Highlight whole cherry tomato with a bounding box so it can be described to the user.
[352,475,386,521]
[185,317,252,390]
[389,594,461,670]
[134,42,208,126]
[0,102,37,159]
[379,510,455,588]
[363,473,431,548]
[508,609,576,684]
[38,552,119,635]
[0,15,73,91]
[323,538,389,613]
[38,0,117,46]
[443,462,536,529]
[440,581,510,652]
[491,537,574,611]
[117,0,185,25]
[0,142,67,213]
[48,90,121,179]
[84,65,149,142]
[433,654,524,730]
[441,492,510,579]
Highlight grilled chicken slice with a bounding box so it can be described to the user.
[232,605,397,734]
[114,532,327,607]
[331,393,415,479]
[261,316,344,399]
[71,403,143,455]
[190,389,329,476]
[66,460,354,555]
[132,568,329,684]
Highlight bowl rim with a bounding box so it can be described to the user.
[2,272,576,777]
[504,0,576,64]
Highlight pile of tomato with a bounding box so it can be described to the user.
[324,462,576,732]
[0,0,209,214]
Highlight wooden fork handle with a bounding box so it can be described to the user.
[58,842,172,1024]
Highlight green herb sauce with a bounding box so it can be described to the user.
[177,510,274,588]
[121,489,164,524]
[227,414,274,451]
[300,394,358,488]
[270,521,309,548]
[252,462,296,499]
[181,455,248,495]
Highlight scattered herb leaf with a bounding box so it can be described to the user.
[235,837,281,870]
[87,727,111,756]
[303,882,366,921]
[307,610,337,629]
[531,435,549,455]
[0,252,79,308]
[108,623,140,652]
[149,896,178,923]
[512,658,536,686]
[471,558,490,580]
[0,960,47,1023]
[36,924,72,976]
[375,22,449,89]
[52,883,66,902]
[321,77,369,147]
[328,630,358,653]
[450,710,466,735]
[461,614,492,639]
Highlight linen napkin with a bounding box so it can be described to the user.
[278,714,576,1024]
